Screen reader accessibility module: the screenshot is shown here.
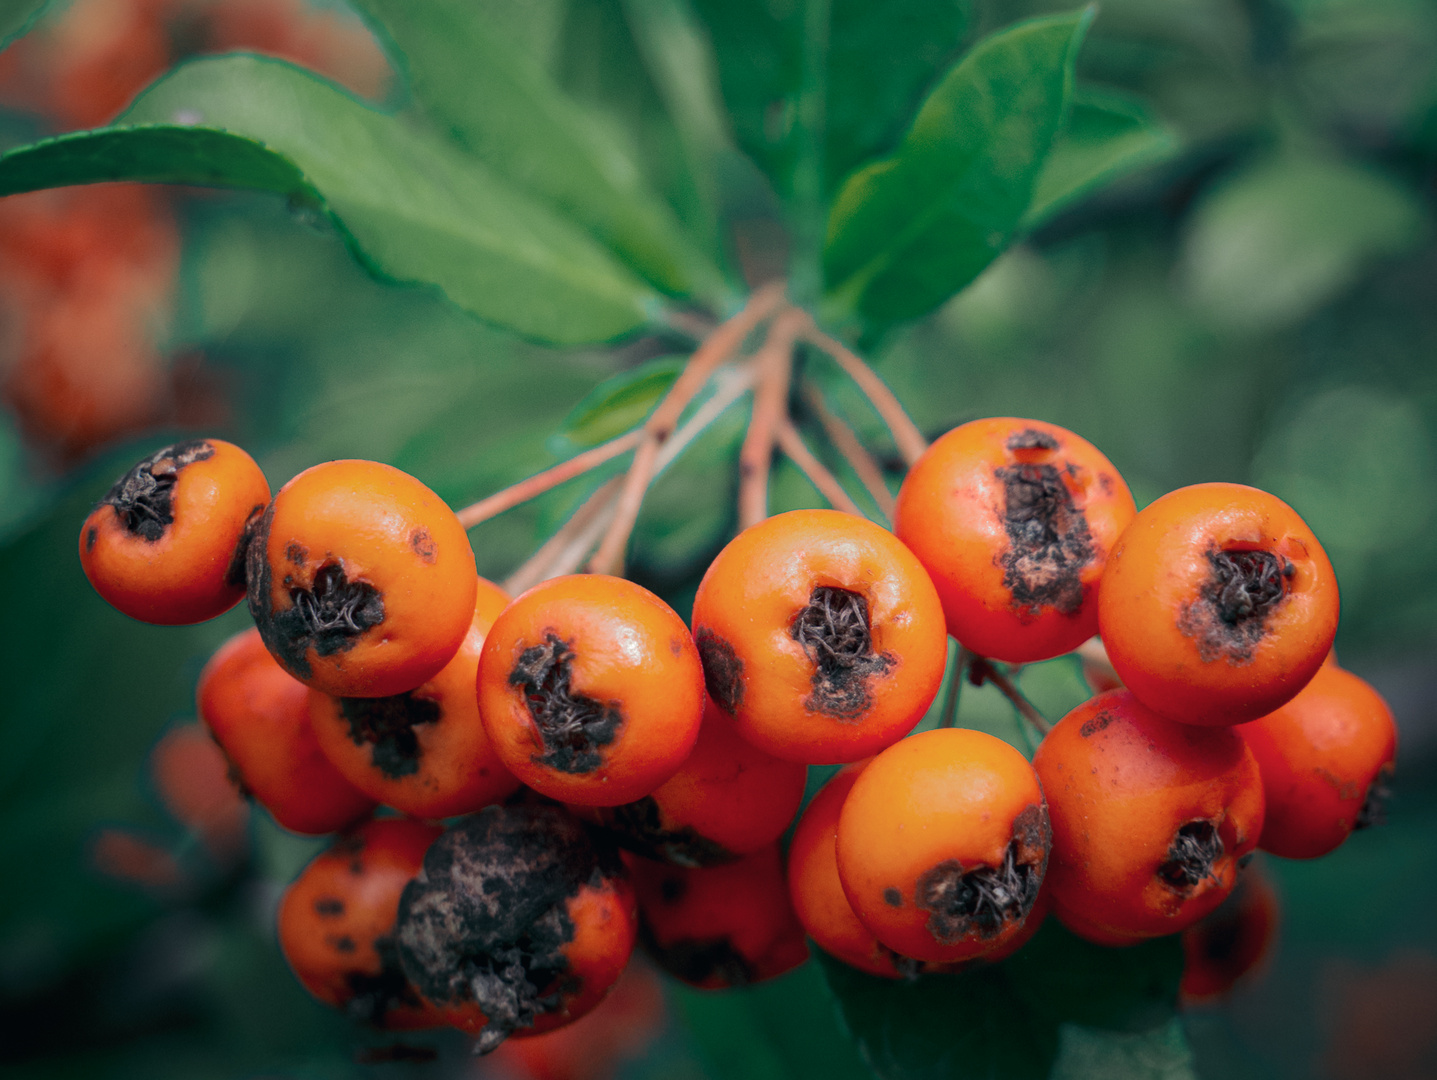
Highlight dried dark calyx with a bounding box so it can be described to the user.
[340,693,442,779]
[594,796,736,868]
[790,586,895,719]
[695,628,744,714]
[915,804,1050,944]
[344,935,426,1027]
[995,450,1094,616]
[508,634,621,775]
[395,805,620,1054]
[1179,549,1293,664]
[640,924,755,988]
[1157,820,1223,891]
[101,439,214,542]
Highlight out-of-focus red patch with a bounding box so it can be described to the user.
[90,826,186,892]
[149,722,250,866]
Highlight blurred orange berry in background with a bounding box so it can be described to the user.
[89,826,186,892]
[148,721,250,866]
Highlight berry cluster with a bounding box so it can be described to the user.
[79,407,1395,1051]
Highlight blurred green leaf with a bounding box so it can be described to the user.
[0,56,658,345]
[672,960,870,1080]
[1001,920,1184,1033]
[1051,1019,1197,1080]
[820,953,1060,1079]
[1178,150,1428,332]
[0,0,46,50]
[1024,86,1180,229]
[351,0,727,301]
[823,10,1092,325]
[558,356,684,448]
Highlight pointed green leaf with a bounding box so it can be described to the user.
[1024,87,1181,230]
[351,0,725,301]
[823,9,1093,325]
[0,56,660,344]
[557,356,684,449]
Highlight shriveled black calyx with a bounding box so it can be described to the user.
[340,693,442,779]
[394,805,621,1055]
[915,804,1049,945]
[594,796,736,868]
[695,627,744,714]
[344,935,428,1027]
[640,924,756,988]
[1179,549,1293,664]
[100,440,214,542]
[1354,766,1393,830]
[995,431,1094,616]
[1157,820,1223,891]
[790,586,895,719]
[509,633,621,775]
[246,507,385,679]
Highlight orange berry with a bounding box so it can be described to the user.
[574,699,808,866]
[246,459,478,698]
[895,418,1136,663]
[477,574,705,806]
[198,628,376,835]
[628,844,809,988]
[1098,482,1339,726]
[79,438,269,624]
[277,817,446,1029]
[691,509,947,764]
[309,577,520,819]
[1033,690,1265,944]
[836,728,1050,964]
[1237,665,1396,859]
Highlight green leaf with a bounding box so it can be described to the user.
[819,953,1060,1080]
[823,9,1093,325]
[1001,920,1185,1033]
[558,356,684,448]
[1051,1020,1197,1080]
[0,56,659,345]
[0,0,47,50]
[1024,87,1180,230]
[351,0,726,301]
[1178,150,1428,332]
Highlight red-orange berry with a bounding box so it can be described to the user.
[573,699,808,866]
[246,459,478,698]
[477,574,705,806]
[277,817,445,1029]
[79,438,270,624]
[394,805,637,1053]
[691,509,947,764]
[309,577,520,819]
[1237,665,1396,859]
[1098,483,1339,726]
[628,844,809,988]
[1033,690,1265,944]
[1180,863,1279,1004]
[835,729,1050,964]
[894,418,1136,663]
[198,628,376,835]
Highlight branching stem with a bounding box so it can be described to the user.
[738,310,806,528]
[803,325,928,466]
[455,429,643,530]
[800,382,897,519]
[775,417,863,517]
[969,656,1052,736]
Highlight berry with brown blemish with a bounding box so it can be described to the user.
[835,729,1050,964]
[1237,664,1397,859]
[691,509,947,764]
[309,576,521,819]
[246,459,478,698]
[79,438,271,624]
[394,805,637,1053]
[628,844,809,989]
[198,627,376,835]
[1034,690,1264,944]
[278,817,445,1030]
[894,418,1136,663]
[572,699,808,867]
[1099,482,1339,726]
[476,575,705,806]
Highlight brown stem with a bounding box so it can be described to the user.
[738,310,806,529]
[588,282,787,575]
[800,383,897,520]
[455,429,643,529]
[775,418,863,517]
[503,476,624,595]
[970,656,1052,736]
[802,325,928,467]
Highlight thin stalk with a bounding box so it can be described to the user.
[775,417,863,516]
[937,642,967,729]
[455,429,643,529]
[800,382,897,519]
[503,476,624,595]
[971,656,1052,737]
[738,310,805,528]
[803,325,928,466]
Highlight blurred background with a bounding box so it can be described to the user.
[0,0,1434,1077]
